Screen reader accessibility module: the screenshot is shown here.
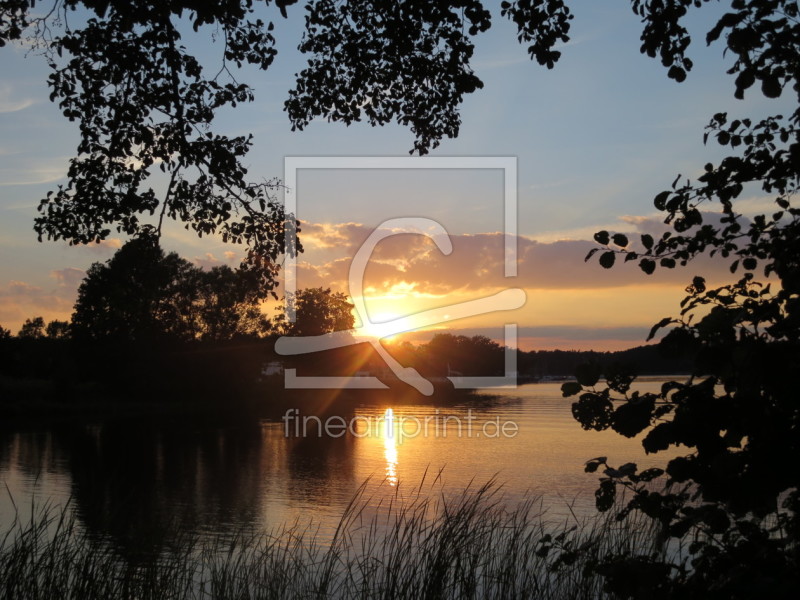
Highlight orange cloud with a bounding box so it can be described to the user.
[51,267,86,290]
[0,277,79,332]
[75,238,123,254]
[285,216,741,351]
[294,219,733,295]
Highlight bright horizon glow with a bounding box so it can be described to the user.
[355,310,416,341]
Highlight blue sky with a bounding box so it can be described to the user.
[0,2,791,348]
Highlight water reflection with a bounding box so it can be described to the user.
[0,416,360,555]
[0,381,681,556]
[383,408,398,486]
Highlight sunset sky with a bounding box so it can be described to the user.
[0,2,791,350]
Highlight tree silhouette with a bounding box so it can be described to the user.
[275,287,354,337]
[422,333,504,376]
[72,237,198,343]
[45,319,70,339]
[193,265,271,341]
[17,316,45,339]
[566,1,799,595]
[0,0,573,269]
[72,236,269,343]
[0,325,10,340]
[2,1,302,294]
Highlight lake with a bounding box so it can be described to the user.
[0,379,680,555]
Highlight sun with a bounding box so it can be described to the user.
[357,311,415,340]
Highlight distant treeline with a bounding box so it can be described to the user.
[0,239,690,410]
[0,326,690,409]
[520,344,692,378]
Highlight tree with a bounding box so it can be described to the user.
[194,265,271,341]
[72,236,200,343]
[421,333,504,376]
[0,0,572,271]
[17,316,45,339]
[45,319,71,339]
[1,0,301,294]
[565,1,800,595]
[0,324,11,340]
[275,287,354,337]
[72,236,270,343]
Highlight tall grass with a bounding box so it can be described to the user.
[0,478,667,599]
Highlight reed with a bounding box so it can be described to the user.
[0,478,667,599]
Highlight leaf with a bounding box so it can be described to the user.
[641,234,654,250]
[638,468,664,482]
[599,251,616,269]
[575,363,602,387]
[584,457,606,473]
[654,191,670,210]
[612,233,629,247]
[666,456,693,482]
[761,75,781,99]
[584,247,599,262]
[572,393,614,431]
[595,479,616,512]
[561,381,582,397]
[667,65,686,82]
[611,396,655,438]
[642,422,673,453]
[700,506,730,534]
[593,230,610,245]
[640,259,656,275]
[647,317,673,341]
[735,69,755,95]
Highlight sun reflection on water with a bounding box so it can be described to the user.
[383,408,398,486]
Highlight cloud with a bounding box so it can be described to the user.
[51,267,86,291]
[194,253,223,270]
[473,55,529,71]
[0,84,34,114]
[299,221,371,251]
[72,238,123,255]
[528,178,571,191]
[0,278,77,331]
[733,195,790,217]
[192,251,240,270]
[294,217,733,296]
[0,164,67,187]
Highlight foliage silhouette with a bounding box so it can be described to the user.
[571,0,800,596]
[44,319,70,339]
[2,0,302,294]
[275,286,355,337]
[0,0,575,271]
[419,333,505,376]
[72,235,269,344]
[17,316,45,339]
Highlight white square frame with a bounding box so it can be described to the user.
[282,156,519,390]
